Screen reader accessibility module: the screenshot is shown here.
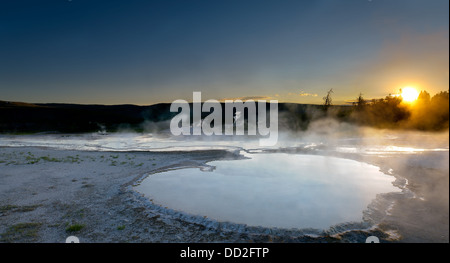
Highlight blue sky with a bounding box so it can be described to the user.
[1,0,448,104]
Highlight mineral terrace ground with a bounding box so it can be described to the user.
[0,146,448,243]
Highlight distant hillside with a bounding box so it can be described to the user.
[1,100,344,134]
[0,101,173,133]
[2,96,447,134]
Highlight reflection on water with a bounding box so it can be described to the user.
[135,153,400,229]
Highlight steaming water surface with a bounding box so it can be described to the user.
[1,133,448,154]
[135,153,400,229]
[1,132,447,233]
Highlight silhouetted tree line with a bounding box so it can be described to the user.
[1,90,448,134]
[349,90,449,131]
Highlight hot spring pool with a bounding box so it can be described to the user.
[134,153,400,230]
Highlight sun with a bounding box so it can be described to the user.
[401,87,419,102]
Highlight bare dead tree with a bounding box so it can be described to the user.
[354,92,366,110]
[323,88,333,111]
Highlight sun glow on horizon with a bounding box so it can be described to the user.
[401,87,420,102]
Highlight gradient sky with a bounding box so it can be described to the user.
[1,0,448,105]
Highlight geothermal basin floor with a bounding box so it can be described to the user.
[0,146,448,243]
